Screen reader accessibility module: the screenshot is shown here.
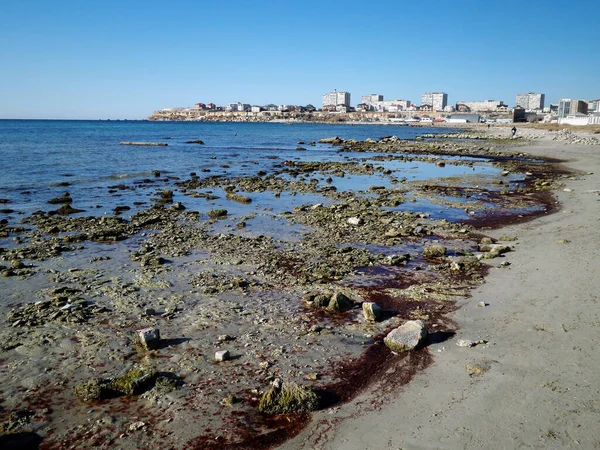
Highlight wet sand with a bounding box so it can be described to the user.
[280,131,600,449]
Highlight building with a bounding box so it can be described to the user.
[515,93,545,110]
[322,90,350,108]
[369,99,411,112]
[421,92,448,111]
[456,100,508,112]
[558,99,588,118]
[588,99,600,113]
[447,113,481,123]
[361,94,383,104]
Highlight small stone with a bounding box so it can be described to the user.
[347,217,363,226]
[215,350,230,362]
[456,339,475,347]
[138,328,161,350]
[143,308,155,317]
[362,302,382,321]
[218,335,233,342]
[384,320,427,353]
[477,302,487,308]
[563,188,572,192]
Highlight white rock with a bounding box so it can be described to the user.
[456,339,475,347]
[384,320,427,353]
[138,328,160,350]
[215,350,230,362]
[347,217,363,226]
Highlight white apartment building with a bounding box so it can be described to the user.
[361,94,384,104]
[421,92,448,111]
[322,90,351,107]
[516,93,545,110]
[457,100,508,112]
[370,100,411,112]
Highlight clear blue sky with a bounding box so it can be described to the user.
[1,0,598,119]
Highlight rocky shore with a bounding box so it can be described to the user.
[0,128,589,449]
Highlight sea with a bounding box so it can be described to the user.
[0,119,512,232]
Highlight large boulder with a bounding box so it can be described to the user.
[384,320,428,353]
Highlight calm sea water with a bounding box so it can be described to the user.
[0,120,452,215]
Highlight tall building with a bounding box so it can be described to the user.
[558,99,588,118]
[456,100,508,112]
[421,92,448,111]
[516,93,545,110]
[361,94,383,104]
[322,90,351,107]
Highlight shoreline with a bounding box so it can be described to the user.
[1,127,598,448]
[280,136,600,449]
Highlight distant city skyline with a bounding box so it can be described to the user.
[1,1,599,119]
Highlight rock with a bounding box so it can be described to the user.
[185,140,205,144]
[466,361,491,376]
[436,161,446,167]
[384,320,428,353]
[478,243,511,254]
[143,308,155,317]
[170,202,186,211]
[48,192,72,204]
[208,209,228,219]
[385,254,409,266]
[215,350,230,362]
[110,366,158,395]
[138,328,161,350]
[328,292,353,312]
[456,339,475,347]
[347,217,363,226]
[422,245,446,258]
[362,302,382,321]
[476,302,487,307]
[226,192,252,204]
[54,204,85,215]
[258,379,319,415]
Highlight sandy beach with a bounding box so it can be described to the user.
[281,130,600,449]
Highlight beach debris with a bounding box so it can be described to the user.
[422,245,447,258]
[328,292,354,312]
[258,378,319,415]
[119,142,168,146]
[138,328,161,350]
[362,302,382,321]
[215,350,230,362]
[384,320,428,353]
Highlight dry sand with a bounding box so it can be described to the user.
[281,134,600,449]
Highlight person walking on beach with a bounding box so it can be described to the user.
[511,126,517,138]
